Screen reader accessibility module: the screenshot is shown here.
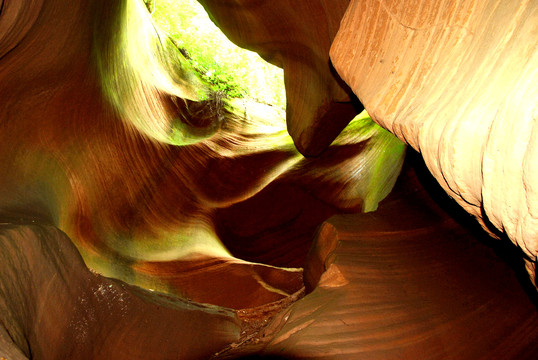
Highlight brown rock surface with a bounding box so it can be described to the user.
[0,0,404,300]
[213,158,538,359]
[0,223,240,359]
[1,161,536,359]
[0,0,537,358]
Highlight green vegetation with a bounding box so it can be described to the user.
[149,0,286,109]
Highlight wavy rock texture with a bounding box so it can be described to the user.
[0,0,404,301]
[1,160,537,359]
[330,0,538,284]
[217,162,538,358]
[0,0,537,358]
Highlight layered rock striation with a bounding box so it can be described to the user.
[0,0,536,358]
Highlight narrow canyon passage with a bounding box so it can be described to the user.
[0,0,536,358]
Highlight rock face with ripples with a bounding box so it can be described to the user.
[0,0,536,359]
[330,0,538,286]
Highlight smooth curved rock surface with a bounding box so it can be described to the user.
[1,161,536,359]
[0,0,404,301]
[197,0,360,156]
[0,223,240,359]
[330,0,538,284]
[249,168,538,359]
[0,0,537,358]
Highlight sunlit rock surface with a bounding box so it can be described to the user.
[0,0,537,358]
[330,0,538,284]
[197,0,359,156]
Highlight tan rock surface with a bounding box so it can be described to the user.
[331,0,538,282]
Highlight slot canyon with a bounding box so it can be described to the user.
[0,0,537,358]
